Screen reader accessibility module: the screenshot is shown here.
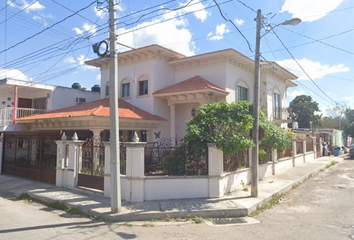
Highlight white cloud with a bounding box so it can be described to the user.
[96,74,101,81]
[179,0,210,22]
[9,0,45,13]
[72,23,97,36]
[0,68,31,81]
[287,89,305,97]
[65,55,95,71]
[277,58,350,80]
[207,23,230,41]
[280,0,344,22]
[117,17,195,56]
[234,18,245,26]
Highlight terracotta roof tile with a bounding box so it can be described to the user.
[153,75,229,95]
[17,98,166,121]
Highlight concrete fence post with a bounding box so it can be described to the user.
[125,142,146,202]
[0,133,3,174]
[207,143,224,198]
[103,141,111,197]
[66,134,84,189]
[292,138,297,167]
[302,137,307,163]
[272,148,277,175]
[311,136,317,159]
[55,133,67,187]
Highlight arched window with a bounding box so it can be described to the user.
[138,75,149,96]
[236,80,249,101]
[121,78,131,98]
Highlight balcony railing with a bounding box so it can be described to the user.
[0,107,47,127]
[273,107,292,124]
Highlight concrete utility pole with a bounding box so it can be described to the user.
[251,9,262,197]
[108,0,121,213]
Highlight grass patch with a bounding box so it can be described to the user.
[250,193,285,217]
[325,161,339,169]
[143,222,154,227]
[88,210,101,221]
[19,193,32,201]
[193,216,204,224]
[308,173,313,179]
[292,182,301,189]
[49,201,68,211]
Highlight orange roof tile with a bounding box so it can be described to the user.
[17,98,166,122]
[153,75,229,95]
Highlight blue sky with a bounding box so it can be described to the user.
[0,0,353,114]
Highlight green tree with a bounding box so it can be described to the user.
[289,95,321,128]
[343,108,354,138]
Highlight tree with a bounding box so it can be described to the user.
[185,101,293,156]
[343,108,354,138]
[289,95,321,128]
[326,103,347,129]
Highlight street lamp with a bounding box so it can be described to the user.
[251,9,301,197]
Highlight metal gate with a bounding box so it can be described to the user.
[2,133,58,184]
[78,137,105,191]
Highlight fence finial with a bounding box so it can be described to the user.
[61,132,67,141]
[132,131,139,142]
[72,132,78,141]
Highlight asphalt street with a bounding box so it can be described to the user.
[0,158,353,240]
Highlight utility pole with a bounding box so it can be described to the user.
[251,9,262,197]
[108,0,121,213]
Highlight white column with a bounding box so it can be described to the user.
[103,141,111,197]
[207,143,224,198]
[125,142,146,202]
[55,133,67,187]
[0,134,3,174]
[169,104,175,139]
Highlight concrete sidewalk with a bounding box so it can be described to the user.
[0,155,344,222]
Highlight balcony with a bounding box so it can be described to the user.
[273,107,292,125]
[0,107,47,127]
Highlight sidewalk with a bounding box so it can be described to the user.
[0,155,344,222]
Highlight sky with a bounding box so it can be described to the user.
[0,0,353,115]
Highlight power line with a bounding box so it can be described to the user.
[0,0,16,12]
[235,0,256,13]
[0,0,39,25]
[271,30,338,105]
[281,27,354,56]
[212,0,253,52]
[0,0,97,56]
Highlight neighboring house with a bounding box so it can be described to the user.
[0,78,100,132]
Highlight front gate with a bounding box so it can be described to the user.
[78,137,105,191]
[2,133,58,184]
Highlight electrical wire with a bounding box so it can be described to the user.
[212,0,253,52]
[0,0,97,55]
[0,0,39,25]
[271,29,338,105]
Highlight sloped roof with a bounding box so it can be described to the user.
[17,98,166,122]
[153,75,229,95]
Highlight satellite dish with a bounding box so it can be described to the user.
[93,40,109,57]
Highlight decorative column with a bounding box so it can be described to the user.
[169,104,175,139]
[103,141,111,197]
[207,143,224,198]
[0,133,3,174]
[292,137,297,167]
[125,138,146,202]
[90,129,103,173]
[66,133,84,189]
[55,132,68,187]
